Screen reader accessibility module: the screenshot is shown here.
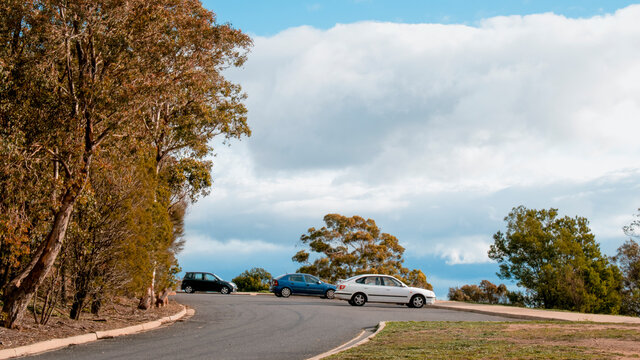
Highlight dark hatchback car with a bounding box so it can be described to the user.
[270,273,336,299]
[181,272,237,294]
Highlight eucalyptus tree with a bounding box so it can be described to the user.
[0,0,251,328]
[293,213,433,288]
[613,211,640,315]
[613,239,640,316]
[489,206,622,314]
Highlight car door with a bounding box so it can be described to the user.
[191,272,205,291]
[288,274,306,294]
[303,275,323,295]
[204,273,220,292]
[182,272,194,290]
[381,276,410,303]
[359,276,384,302]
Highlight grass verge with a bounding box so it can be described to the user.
[329,321,640,360]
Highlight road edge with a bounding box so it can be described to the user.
[231,292,273,296]
[430,301,640,323]
[428,304,552,321]
[177,291,273,296]
[0,305,193,359]
[306,321,386,360]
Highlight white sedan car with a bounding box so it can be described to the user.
[334,274,436,308]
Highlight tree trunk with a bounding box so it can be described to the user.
[69,290,87,320]
[1,190,77,328]
[60,262,68,305]
[139,263,156,311]
[90,295,102,315]
[155,288,169,307]
[138,286,153,310]
[70,268,91,320]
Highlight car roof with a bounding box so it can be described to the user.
[276,273,321,279]
[354,274,396,277]
[346,274,403,280]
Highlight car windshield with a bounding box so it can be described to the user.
[213,274,222,281]
[344,275,363,282]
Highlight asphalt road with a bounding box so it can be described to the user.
[30,293,518,360]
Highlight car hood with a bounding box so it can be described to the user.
[408,287,436,298]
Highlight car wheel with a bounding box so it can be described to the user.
[280,287,292,298]
[184,286,193,294]
[220,286,230,294]
[410,295,425,309]
[324,289,335,299]
[351,293,366,306]
[275,292,283,297]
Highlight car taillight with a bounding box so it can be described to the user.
[338,284,346,290]
[273,280,278,286]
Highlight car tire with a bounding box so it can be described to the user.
[410,295,425,309]
[351,293,367,306]
[348,299,355,306]
[280,287,292,298]
[220,286,230,294]
[275,292,283,297]
[184,286,194,294]
[324,289,335,299]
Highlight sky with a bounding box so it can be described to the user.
[179,1,640,298]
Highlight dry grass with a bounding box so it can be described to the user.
[330,321,640,360]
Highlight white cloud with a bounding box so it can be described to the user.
[232,6,640,187]
[182,234,292,256]
[428,236,493,265]
[188,6,640,275]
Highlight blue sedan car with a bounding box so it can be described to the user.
[270,273,336,299]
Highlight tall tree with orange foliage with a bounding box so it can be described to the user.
[293,214,432,289]
[0,0,250,328]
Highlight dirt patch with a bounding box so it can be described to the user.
[0,297,183,349]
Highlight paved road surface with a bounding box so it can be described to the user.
[30,293,517,360]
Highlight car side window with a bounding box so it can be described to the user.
[364,276,380,285]
[355,277,366,284]
[382,277,401,287]
[304,275,319,283]
[204,273,216,281]
[289,274,304,282]
[193,273,203,280]
[184,273,193,280]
